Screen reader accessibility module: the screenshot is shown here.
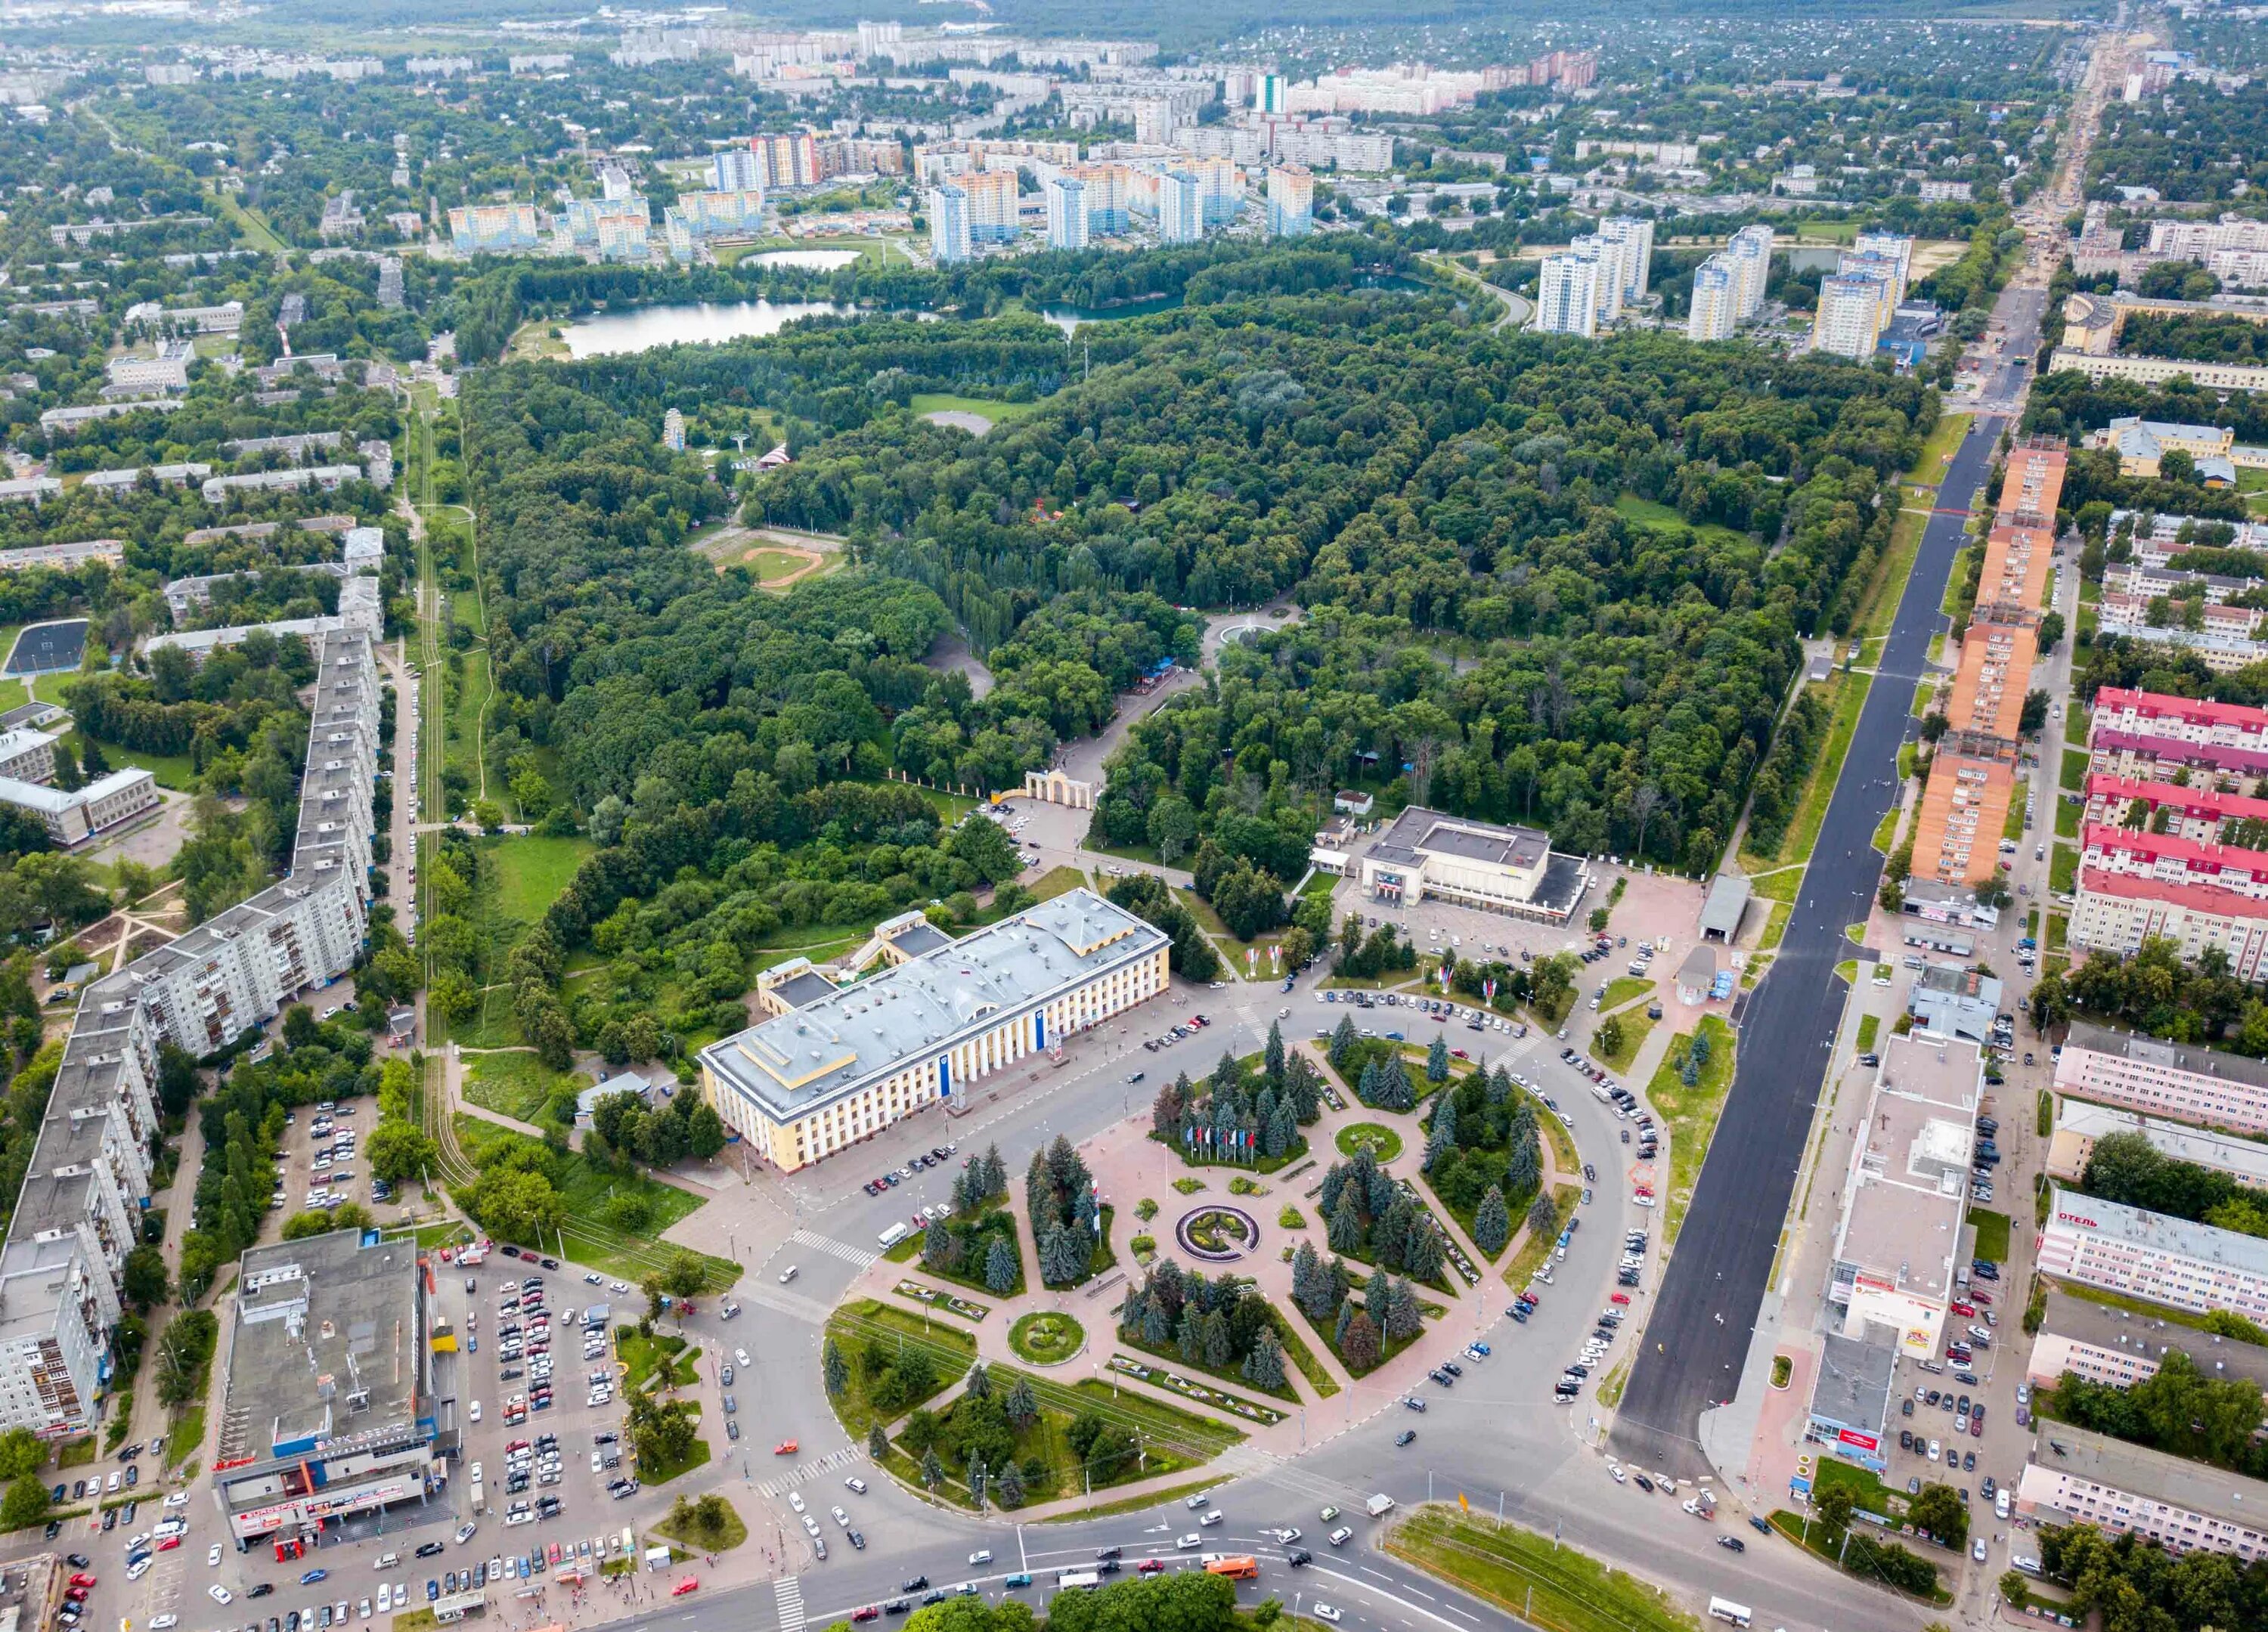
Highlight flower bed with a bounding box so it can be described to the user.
[1007,1311,1086,1366]
[1176,1205,1260,1262]
[1107,1354,1284,1426]
[894,1280,989,1322]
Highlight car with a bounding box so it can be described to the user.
[1716,1537,1745,1553]
[1972,1538,1989,1563]
[303,1569,330,1585]
[901,1578,931,1594]
[1329,1526,1354,1547]
[455,1524,477,1545]
[249,1585,274,1598]
[1928,1439,1941,1461]
[1313,1607,1343,1624]
[150,1618,178,1629]
[845,1477,868,1495]
[1176,1534,1201,1550]
[774,1441,798,1455]
[1396,1428,1417,1446]
[671,1580,698,1598]
[126,1559,153,1583]
[968,1551,992,1566]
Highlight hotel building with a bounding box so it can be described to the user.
[700,890,1169,1173]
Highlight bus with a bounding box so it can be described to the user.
[1204,1557,1259,1581]
[1708,1599,1752,1627]
[877,1222,912,1251]
[1055,1570,1101,1591]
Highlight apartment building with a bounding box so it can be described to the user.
[1727,225,1774,319]
[1266,166,1313,237]
[928,184,971,264]
[1158,169,1202,244]
[1912,440,2065,885]
[960,169,1021,243]
[1824,1030,1981,1361]
[0,630,381,1435]
[2046,1099,2268,1192]
[2016,1425,2268,1562]
[699,890,1169,1173]
[2037,1185,2268,1321]
[446,203,544,254]
[2053,1022,2268,1136]
[2070,822,2268,978]
[1046,176,1088,250]
[2024,1288,2268,1394]
[202,467,361,504]
[1537,252,1600,338]
[749,132,822,189]
[2081,770,2268,846]
[2114,512,2268,570]
[1688,256,1739,341]
[1814,271,1893,359]
[2086,686,2268,791]
[2147,216,2268,259]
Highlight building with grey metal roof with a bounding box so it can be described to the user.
[1357,806,1588,922]
[702,888,1169,1172]
[2017,1423,2268,1560]
[2039,1185,2268,1322]
[2024,1288,2268,1393]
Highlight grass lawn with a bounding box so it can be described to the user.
[616,1329,700,1392]
[1589,1010,1653,1073]
[463,1051,581,1123]
[1744,670,1871,871]
[1966,1206,2012,1262]
[2003,785,2030,841]
[824,1298,978,1438]
[1908,413,1973,485]
[1115,1321,1300,1404]
[1872,805,1901,852]
[635,1428,711,1486]
[163,1404,203,1473]
[2047,912,2068,952]
[653,1495,748,1553]
[1505,1182,1580,1287]
[1911,680,1936,719]
[2050,844,2077,894]
[2055,799,2078,839]
[1601,977,1654,1010]
[1856,1014,1879,1054]
[1386,1507,1700,1632]
[1858,506,1930,643]
[1613,492,1751,551]
[1336,1123,1405,1163]
[482,835,594,921]
[909,393,1043,427]
[444,646,490,797]
[1941,547,1975,620]
[1644,1016,1737,1246]
[1749,867,1802,903]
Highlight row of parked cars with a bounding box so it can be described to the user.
[1142,1012,1213,1052]
[862,1144,959,1197]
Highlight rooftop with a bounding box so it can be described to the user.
[1810,1329,1898,1432]
[2062,1021,2268,1095]
[2031,1422,2268,1531]
[1835,1030,1979,1300]
[768,969,838,1010]
[2037,1290,2268,1390]
[702,887,1168,1123]
[2053,1099,2268,1188]
[1368,806,1551,873]
[2049,1185,2268,1281]
[218,1228,424,1466]
[1699,873,1750,940]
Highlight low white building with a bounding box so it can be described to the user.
[2016,1424,2268,1561]
[2054,1022,2268,1136]
[2037,1185,2268,1322]
[0,768,160,846]
[1358,806,1588,922]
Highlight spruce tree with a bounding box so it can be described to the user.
[997,1461,1026,1509]
[823,1338,848,1396]
[1473,1185,1511,1256]
[1328,1189,1365,1255]
[869,1423,889,1460]
[1265,1020,1286,1085]
[1329,1016,1357,1071]
[1383,1276,1423,1342]
[1427,1034,1449,1084]
[984,1234,1018,1294]
[1405,1217,1445,1284]
[1242,1330,1287,1392]
[1178,1303,1204,1363]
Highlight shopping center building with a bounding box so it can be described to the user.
[1356,807,1588,922]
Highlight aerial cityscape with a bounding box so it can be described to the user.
[0,2,2263,1632]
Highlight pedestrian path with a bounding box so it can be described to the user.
[773,1575,805,1632]
[789,1228,879,1271]
[756,1442,862,1497]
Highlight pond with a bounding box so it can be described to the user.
[559,298,859,356]
[743,248,866,271]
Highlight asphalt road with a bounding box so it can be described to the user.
[1612,284,2049,1479]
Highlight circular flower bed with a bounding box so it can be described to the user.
[1007,1311,1086,1367]
[1176,1204,1260,1262]
[1335,1123,1404,1163]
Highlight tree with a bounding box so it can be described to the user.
[1813,1482,1856,1534]
[996,1460,1027,1509]
[1241,1330,1287,1392]
[0,1474,46,1530]
[1426,1034,1449,1084]
[823,1338,849,1397]
[984,1234,1018,1294]
[1527,1195,1559,1237]
[1908,1483,1967,1548]
[1341,1309,1381,1372]
[122,1245,168,1309]
[0,1429,42,1482]
[920,1448,944,1490]
[1473,1186,1510,1256]
[368,1117,441,1185]
[868,1423,889,1460]
[1597,1014,1625,1059]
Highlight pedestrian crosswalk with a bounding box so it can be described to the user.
[757,1442,861,1497]
[789,1229,879,1270]
[774,1575,806,1632]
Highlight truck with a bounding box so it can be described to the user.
[469,1479,485,1516]
[1365,1494,1396,1519]
[1054,1570,1101,1591]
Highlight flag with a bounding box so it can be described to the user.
[1458,1492,1470,1515]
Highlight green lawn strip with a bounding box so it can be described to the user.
[1270,1316,1340,1398]
[1966,1207,2011,1262]
[1872,805,1900,853]
[482,835,595,923]
[635,1429,711,1486]
[1907,413,1973,485]
[1114,1324,1300,1404]
[1035,1476,1219,1522]
[1856,1014,1880,1054]
[909,393,1043,426]
[616,1329,699,1392]
[823,1297,979,1438]
[2003,785,2029,841]
[1910,680,1936,720]
[2046,912,2068,952]
[462,1051,581,1123]
[1748,867,1802,903]
[444,645,491,803]
[1858,505,1930,644]
[2050,844,2077,894]
[652,1497,748,1553]
[1504,1182,1581,1287]
[2054,799,2077,839]
[163,1404,204,1473]
[1385,1506,1702,1632]
[1588,1009,1653,1073]
[1743,670,1872,871]
[1600,977,1655,1010]
[1835,958,1859,984]
[1644,1016,1737,1246]
[1941,546,1976,620]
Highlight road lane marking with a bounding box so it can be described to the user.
[773,1575,805,1632]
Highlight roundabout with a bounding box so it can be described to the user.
[1005,1309,1086,1366]
[1175,1203,1260,1262]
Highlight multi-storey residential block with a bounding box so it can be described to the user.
[2038,1185,2268,1321]
[2055,1021,2268,1135]
[1537,252,1600,337]
[446,203,544,253]
[1688,257,1738,340]
[1266,166,1312,237]
[1046,176,1088,250]
[928,184,971,263]
[1158,169,1202,243]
